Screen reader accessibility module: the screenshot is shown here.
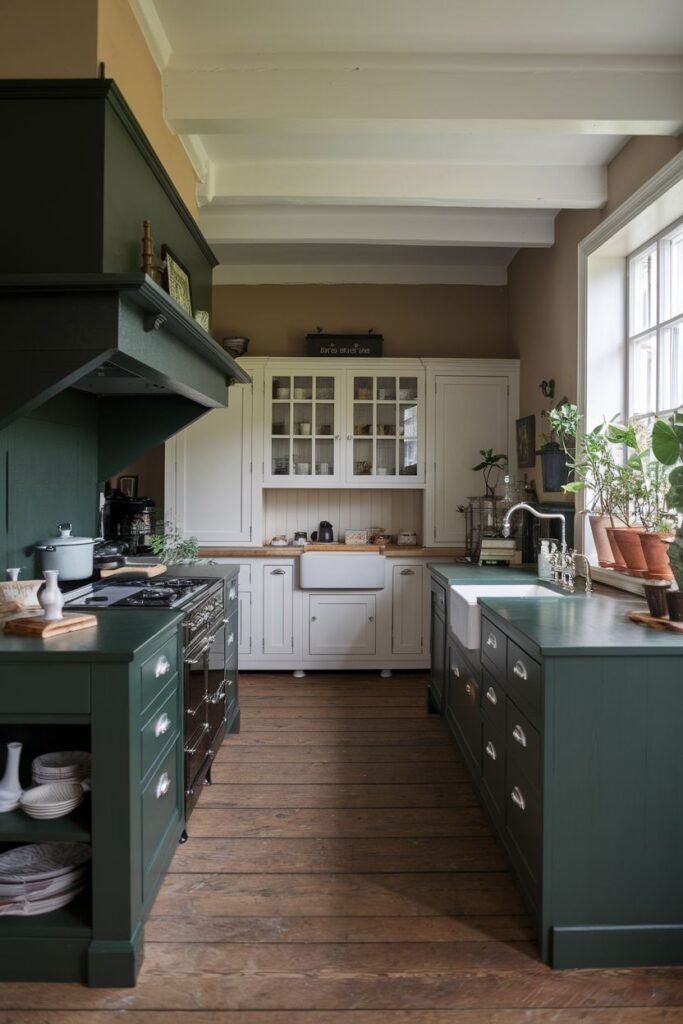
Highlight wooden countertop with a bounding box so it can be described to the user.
[199,545,465,559]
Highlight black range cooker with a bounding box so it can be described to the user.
[65,575,238,831]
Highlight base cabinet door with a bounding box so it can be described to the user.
[238,591,252,657]
[263,564,294,655]
[392,564,424,655]
[429,582,447,709]
[309,594,376,655]
[446,639,482,771]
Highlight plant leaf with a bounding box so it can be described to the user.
[652,419,681,466]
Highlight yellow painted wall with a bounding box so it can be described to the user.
[211,283,511,360]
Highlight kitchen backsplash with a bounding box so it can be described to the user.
[263,489,423,544]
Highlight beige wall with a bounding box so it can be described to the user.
[212,283,511,359]
[0,0,198,216]
[96,0,198,217]
[509,135,682,500]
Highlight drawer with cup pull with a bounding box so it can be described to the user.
[481,722,506,819]
[141,741,181,870]
[480,617,506,677]
[140,632,179,713]
[224,609,238,669]
[506,639,542,716]
[506,698,541,790]
[505,766,542,883]
[481,669,505,729]
[140,683,179,781]
[225,576,239,619]
[446,641,482,771]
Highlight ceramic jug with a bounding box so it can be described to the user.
[39,570,64,621]
[0,742,22,809]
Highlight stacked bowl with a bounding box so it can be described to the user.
[0,842,90,916]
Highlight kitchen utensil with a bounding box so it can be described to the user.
[0,743,22,811]
[318,462,330,474]
[293,531,307,546]
[311,521,334,543]
[32,751,91,785]
[5,569,20,582]
[20,779,90,820]
[275,386,290,399]
[296,462,310,474]
[643,583,670,618]
[397,530,418,546]
[220,336,249,359]
[298,422,311,435]
[4,613,97,637]
[35,524,97,581]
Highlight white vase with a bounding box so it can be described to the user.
[0,742,22,809]
[39,570,64,621]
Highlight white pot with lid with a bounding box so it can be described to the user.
[35,524,96,581]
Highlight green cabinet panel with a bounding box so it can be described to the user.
[429,579,446,712]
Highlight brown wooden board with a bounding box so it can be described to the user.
[627,610,683,634]
[4,612,97,637]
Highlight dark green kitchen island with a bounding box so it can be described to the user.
[0,610,184,986]
[430,565,683,969]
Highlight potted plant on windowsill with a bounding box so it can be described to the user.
[651,412,683,592]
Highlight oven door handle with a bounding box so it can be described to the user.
[185,634,216,665]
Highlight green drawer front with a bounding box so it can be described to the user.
[141,682,180,781]
[506,698,541,790]
[482,722,506,820]
[141,740,180,869]
[480,618,506,677]
[224,609,238,669]
[481,670,505,730]
[0,664,89,714]
[506,639,542,716]
[505,765,542,882]
[226,578,239,619]
[141,633,179,713]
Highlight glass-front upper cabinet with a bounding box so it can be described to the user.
[346,371,425,484]
[264,371,342,484]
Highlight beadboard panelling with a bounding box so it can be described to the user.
[263,489,423,543]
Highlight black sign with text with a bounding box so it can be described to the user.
[305,333,383,357]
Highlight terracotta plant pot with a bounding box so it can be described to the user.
[639,532,675,581]
[588,514,615,567]
[608,527,648,576]
[605,527,628,571]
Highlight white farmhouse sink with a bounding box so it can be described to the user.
[449,583,565,650]
[300,552,385,589]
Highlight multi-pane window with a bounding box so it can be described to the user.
[628,219,683,419]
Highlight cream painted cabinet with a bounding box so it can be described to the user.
[308,594,376,656]
[391,564,424,656]
[424,362,519,547]
[345,368,425,486]
[262,563,294,656]
[238,591,252,657]
[263,368,344,485]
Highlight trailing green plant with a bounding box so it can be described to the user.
[651,410,683,586]
[148,522,203,565]
[472,449,507,499]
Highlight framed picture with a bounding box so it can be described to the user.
[516,415,536,469]
[161,244,193,315]
[118,475,138,498]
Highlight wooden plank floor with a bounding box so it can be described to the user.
[3,671,683,1024]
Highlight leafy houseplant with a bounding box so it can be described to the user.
[148,522,202,565]
[472,449,507,499]
[538,402,578,492]
[651,412,683,587]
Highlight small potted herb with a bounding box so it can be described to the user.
[148,522,203,565]
[472,449,507,499]
[537,402,578,492]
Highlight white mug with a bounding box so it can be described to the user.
[297,463,310,474]
[318,462,330,474]
[299,422,311,435]
[294,388,307,399]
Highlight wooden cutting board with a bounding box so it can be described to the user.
[100,563,166,579]
[4,613,97,637]
[627,610,683,634]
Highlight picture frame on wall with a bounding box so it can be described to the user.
[161,244,193,315]
[516,414,536,469]
[118,475,138,498]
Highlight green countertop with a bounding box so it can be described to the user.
[481,591,683,657]
[0,610,183,662]
[430,563,535,585]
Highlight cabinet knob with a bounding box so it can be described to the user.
[400,569,415,576]
[512,659,528,681]
[511,786,526,811]
[154,713,172,738]
[311,616,317,622]
[368,616,374,622]
[154,655,171,678]
[227,633,235,646]
[485,633,497,650]
[334,434,340,440]
[485,686,498,705]
[485,740,497,761]
[512,723,528,748]
[155,772,172,799]
[347,434,353,441]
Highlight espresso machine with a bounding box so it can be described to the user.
[102,491,156,554]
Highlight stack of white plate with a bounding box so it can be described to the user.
[20,780,90,820]
[32,751,90,786]
[0,842,90,916]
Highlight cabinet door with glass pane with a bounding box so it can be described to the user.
[264,370,343,485]
[345,370,425,485]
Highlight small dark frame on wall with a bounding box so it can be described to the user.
[161,244,193,315]
[516,415,536,469]
[118,475,138,498]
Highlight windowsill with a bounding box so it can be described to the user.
[590,565,670,595]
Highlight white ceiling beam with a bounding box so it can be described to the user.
[206,160,604,208]
[212,263,508,286]
[163,57,683,135]
[200,205,555,248]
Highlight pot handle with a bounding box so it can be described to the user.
[35,544,56,552]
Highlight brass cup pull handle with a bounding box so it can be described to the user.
[452,664,460,678]
[485,634,497,650]
[511,786,526,811]
[485,740,497,761]
[155,772,172,799]
[154,713,172,738]
[154,655,171,678]
[513,660,528,681]
[485,686,498,705]
[512,724,527,748]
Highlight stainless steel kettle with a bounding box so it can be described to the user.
[311,520,334,543]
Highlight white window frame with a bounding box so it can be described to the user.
[627,215,683,423]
